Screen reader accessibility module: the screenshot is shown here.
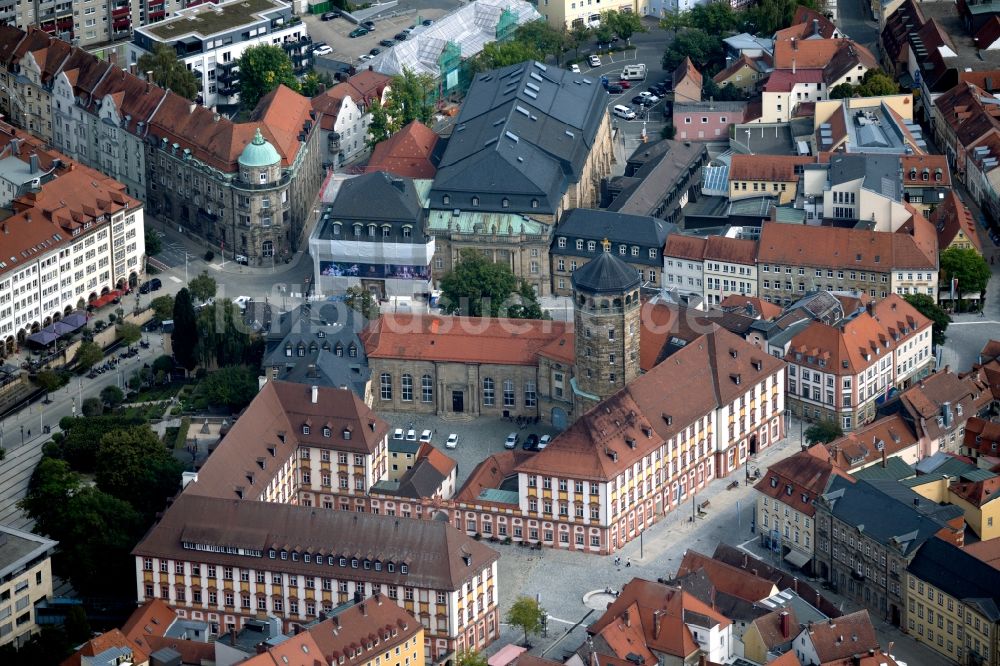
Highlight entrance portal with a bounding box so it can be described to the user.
[452,390,464,413]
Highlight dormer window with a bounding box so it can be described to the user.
[335,343,344,357]
[471,196,479,206]
[770,477,778,488]
[531,199,538,208]
[343,428,351,440]
[502,198,509,208]
[303,425,310,435]
[443,195,450,205]
[348,344,358,358]
[332,223,342,235]
[323,427,331,437]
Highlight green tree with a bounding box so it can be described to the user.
[469,40,542,72]
[118,321,142,346]
[854,69,899,97]
[0,626,74,665]
[456,651,489,666]
[188,270,217,303]
[565,24,592,60]
[63,606,91,646]
[602,9,645,44]
[300,69,335,97]
[366,97,396,149]
[904,294,951,346]
[662,28,724,75]
[19,458,81,539]
[172,288,199,371]
[34,369,65,401]
[73,340,103,372]
[237,44,300,111]
[82,397,103,417]
[507,596,545,647]
[659,11,691,36]
[513,20,566,63]
[940,247,992,308]
[742,0,818,34]
[153,354,175,376]
[661,123,677,139]
[150,294,175,321]
[593,22,616,45]
[95,426,182,517]
[386,68,436,127]
[506,281,548,319]
[196,301,259,367]
[345,285,381,320]
[201,366,260,411]
[688,2,738,34]
[830,82,855,99]
[440,250,518,317]
[144,228,163,256]
[137,44,201,100]
[804,420,844,444]
[100,385,125,408]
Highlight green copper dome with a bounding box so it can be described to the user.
[239,128,281,168]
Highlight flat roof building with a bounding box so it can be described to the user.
[0,526,57,648]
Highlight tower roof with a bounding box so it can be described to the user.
[572,250,640,294]
[238,127,281,168]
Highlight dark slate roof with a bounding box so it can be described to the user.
[571,251,641,294]
[907,537,1000,621]
[326,171,423,222]
[551,209,675,266]
[819,477,962,556]
[262,304,370,398]
[430,61,607,214]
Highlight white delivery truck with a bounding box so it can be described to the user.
[620,64,647,81]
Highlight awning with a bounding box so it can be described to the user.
[784,549,812,568]
[487,645,527,666]
[26,330,58,346]
[62,312,88,329]
[47,321,75,337]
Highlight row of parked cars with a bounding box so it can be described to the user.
[392,428,460,449]
[504,432,551,452]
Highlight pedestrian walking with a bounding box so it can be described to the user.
[614,556,621,567]
[626,557,631,568]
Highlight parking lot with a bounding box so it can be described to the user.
[378,412,559,488]
[302,0,461,67]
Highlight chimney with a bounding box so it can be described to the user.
[360,602,367,616]
[942,401,953,428]
[623,609,630,627]
[881,448,887,468]
[793,56,797,75]
[311,385,318,404]
[780,611,791,638]
[792,37,797,50]
[229,627,238,645]
[28,153,38,174]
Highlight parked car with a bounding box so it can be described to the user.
[321,11,339,20]
[422,18,433,26]
[392,428,404,440]
[394,32,408,41]
[504,432,519,449]
[369,47,381,56]
[522,433,540,451]
[359,54,373,61]
[631,95,645,105]
[349,26,369,37]
[617,80,631,89]
[234,254,249,265]
[139,278,162,294]
[570,63,581,73]
[445,433,459,449]
[419,429,432,444]
[638,91,660,103]
[405,429,417,441]
[379,38,395,47]
[362,20,376,30]
[606,84,623,94]
[538,435,551,450]
[313,44,333,56]
[588,55,601,67]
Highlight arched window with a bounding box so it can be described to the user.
[380,373,392,401]
[421,374,433,403]
[401,374,413,401]
[483,377,495,407]
[332,223,342,235]
[503,379,515,408]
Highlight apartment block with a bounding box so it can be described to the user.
[0,526,57,648]
[128,0,309,109]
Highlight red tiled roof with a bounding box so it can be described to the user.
[813,414,918,471]
[454,451,532,502]
[801,610,878,663]
[713,54,759,85]
[61,629,148,666]
[361,315,569,366]
[964,417,1000,457]
[663,234,707,260]
[704,236,757,265]
[304,594,420,666]
[121,599,176,651]
[932,191,983,253]
[675,550,780,600]
[765,69,824,91]
[901,154,950,186]
[757,223,937,271]
[964,538,1000,570]
[673,57,703,88]
[312,70,392,131]
[720,295,783,320]
[772,38,846,69]
[730,154,813,182]
[239,632,325,666]
[366,121,440,179]
[950,476,1000,507]
[976,16,1000,50]
[754,450,851,516]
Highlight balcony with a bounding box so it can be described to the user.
[217,69,237,83]
[217,60,237,71]
[851,569,865,581]
[217,85,238,97]
[112,6,129,17]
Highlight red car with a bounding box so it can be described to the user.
[617,80,631,89]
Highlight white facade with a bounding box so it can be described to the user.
[328,88,391,164]
[663,255,703,299]
[703,258,757,306]
[760,80,827,124]
[0,206,144,346]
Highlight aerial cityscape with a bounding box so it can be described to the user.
[0,0,998,664]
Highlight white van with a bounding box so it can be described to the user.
[613,105,636,120]
[620,64,647,81]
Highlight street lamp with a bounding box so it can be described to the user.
[20,424,24,446]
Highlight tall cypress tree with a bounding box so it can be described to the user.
[171,288,198,371]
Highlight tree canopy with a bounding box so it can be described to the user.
[95,426,182,518]
[386,68,436,127]
[237,44,300,110]
[344,285,381,320]
[662,28,725,75]
[137,44,200,100]
[469,40,542,72]
[300,69,334,97]
[940,247,991,305]
[507,596,545,647]
[200,365,260,411]
[73,340,103,372]
[196,301,260,368]
[804,420,844,444]
[440,250,543,318]
[188,270,217,303]
[118,322,142,346]
[904,294,950,346]
[366,97,395,149]
[150,294,175,321]
[144,228,163,256]
[172,288,199,371]
[601,10,646,44]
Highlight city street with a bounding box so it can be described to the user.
[835,0,879,50]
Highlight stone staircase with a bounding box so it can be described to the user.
[438,412,477,423]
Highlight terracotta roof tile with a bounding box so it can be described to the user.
[675,550,780,601]
[454,451,532,502]
[61,629,148,666]
[729,154,813,182]
[704,236,757,265]
[752,608,800,649]
[964,417,1000,457]
[950,476,1000,507]
[361,315,569,366]
[367,121,440,179]
[773,38,846,69]
[754,450,851,516]
[720,295,783,320]
[121,599,177,651]
[240,632,325,666]
[663,234,707,260]
[801,610,878,663]
[964,537,1000,570]
[672,57,703,89]
[757,224,936,271]
[932,191,982,253]
[814,414,918,471]
[303,594,420,666]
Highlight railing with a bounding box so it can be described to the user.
[231,173,292,192]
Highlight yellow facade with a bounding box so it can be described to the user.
[729,179,797,205]
[906,573,999,665]
[358,629,424,666]
[715,63,762,95]
[948,494,1000,541]
[536,0,641,31]
[0,528,56,648]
